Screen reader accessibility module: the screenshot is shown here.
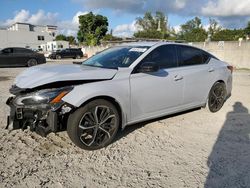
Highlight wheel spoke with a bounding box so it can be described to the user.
[99,127,111,139]
[94,106,100,124]
[84,114,94,124]
[99,107,110,123]
[80,127,98,146]
[99,114,115,125]
[79,124,96,130]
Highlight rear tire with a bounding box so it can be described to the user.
[27,59,38,67]
[76,55,81,59]
[67,99,120,150]
[56,55,61,59]
[206,82,226,113]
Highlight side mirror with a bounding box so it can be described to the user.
[138,62,159,73]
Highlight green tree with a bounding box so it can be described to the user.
[55,34,67,41]
[178,17,207,42]
[66,36,76,45]
[212,29,245,41]
[134,11,169,39]
[245,21,250,35]
[208,18,222,39]
[77,12,108,46]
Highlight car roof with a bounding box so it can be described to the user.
[118,41,160,47]
[117,41,188,47]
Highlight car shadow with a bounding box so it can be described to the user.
[113,107,201,144]
[205,102,250,187]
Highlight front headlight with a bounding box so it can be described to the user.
[14,86,73,106]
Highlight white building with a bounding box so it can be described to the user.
[41,40,69,52]
[0,22,57,49]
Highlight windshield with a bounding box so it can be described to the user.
[82,46,149,69]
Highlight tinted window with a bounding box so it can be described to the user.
[83,46,149,68]
[70,49,81,52]
[178,46,203,66]
[14,48,33,53]
[141,45,177,69]
[202,52,211,63]
[2,48,13,53]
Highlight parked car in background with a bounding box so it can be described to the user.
[49,48,83,59]
[0,47,46,67]
[6,42,233,150]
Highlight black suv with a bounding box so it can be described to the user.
[49,48,83,59]
[0,47,46,67]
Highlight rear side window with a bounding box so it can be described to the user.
[178,46,204,66]
[14,48,33,53]
[141,45,178,69]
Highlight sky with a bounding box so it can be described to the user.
[0,0,250,37]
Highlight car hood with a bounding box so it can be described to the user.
[14,64,117,89]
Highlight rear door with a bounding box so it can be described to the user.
[176,45,215,107]
[13,48,33,66]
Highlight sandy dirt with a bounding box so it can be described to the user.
[0,61,250,188]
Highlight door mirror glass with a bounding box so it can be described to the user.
[138,62,159,73]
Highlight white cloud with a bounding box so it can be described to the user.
[77,0,193,14]
[174,0,186,9]
[113,21,140,37]
[58,11,88,36]
[202,0,250,16]
[4,9,58,26]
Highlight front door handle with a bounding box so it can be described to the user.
[208,68,215,72]
[174,75,183,81]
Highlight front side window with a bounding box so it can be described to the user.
[140,45,178,69]
[83,46,149,69]
[178,46,203,66]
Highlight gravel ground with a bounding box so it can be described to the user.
[0,61,250,188]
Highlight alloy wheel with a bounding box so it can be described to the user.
[78,105,117,147]
[208,83,226,112]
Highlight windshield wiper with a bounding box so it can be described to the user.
[82,64,118,70]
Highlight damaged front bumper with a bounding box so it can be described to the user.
[6,96,72,137]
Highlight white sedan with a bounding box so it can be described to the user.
[6,42,233,150]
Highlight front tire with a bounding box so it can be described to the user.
[207,82,226,113]
[67,99,120,150]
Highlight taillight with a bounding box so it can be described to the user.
[227,65,234,73]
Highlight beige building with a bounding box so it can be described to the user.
[0,22,57,49]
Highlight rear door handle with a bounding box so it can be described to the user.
[174,75,183,81]
[208,68,215,72]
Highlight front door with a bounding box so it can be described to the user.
[130,45,184,122]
